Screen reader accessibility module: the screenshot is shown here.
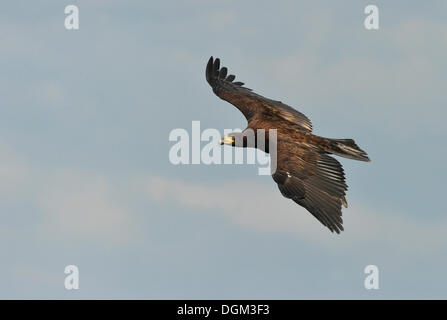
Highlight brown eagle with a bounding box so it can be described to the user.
[206,57,370,234]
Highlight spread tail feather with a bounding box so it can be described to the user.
[328,139,370,162]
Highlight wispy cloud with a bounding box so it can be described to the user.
[36,171,137,245]
[0,143,138,246]
[31,82,65,109]
[141,174,447,252]
[0,143,31,201]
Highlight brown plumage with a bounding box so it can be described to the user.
[206,57,370,233]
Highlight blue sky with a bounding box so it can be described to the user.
[1,0,446,298]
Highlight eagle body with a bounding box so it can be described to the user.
[206,57,370,233]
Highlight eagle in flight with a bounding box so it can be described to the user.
[206,57,370,234]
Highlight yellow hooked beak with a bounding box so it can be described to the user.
[219,135,234,145]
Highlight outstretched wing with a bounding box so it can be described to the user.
[272,140,348,233]
[206,56,312,131]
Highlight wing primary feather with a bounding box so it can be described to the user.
[206,56,213,82]
[219,67,227,79]
[213,58,220,76]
